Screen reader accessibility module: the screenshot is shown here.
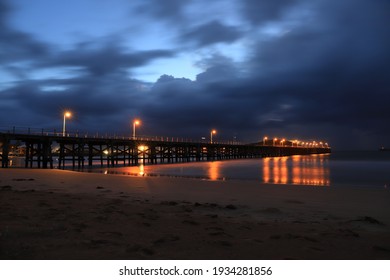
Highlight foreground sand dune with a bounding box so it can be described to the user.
[1,169,390,259]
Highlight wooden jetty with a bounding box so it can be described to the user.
[0,130,331,169]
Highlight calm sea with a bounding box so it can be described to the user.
[96,150,390,188]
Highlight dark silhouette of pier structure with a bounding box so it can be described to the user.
[1,128,331,169]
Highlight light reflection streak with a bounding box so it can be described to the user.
[263,154,330,186]
[263,158,270,183]
[280,157,288,184]
[138,163,145,176]
[292,155,301,185]
[273,157,280,183]
[208,161,222,181]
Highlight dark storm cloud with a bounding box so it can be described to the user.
[0,0,49,63]
[139,72,269,141]
[1,72,151,133]
[0,34,174,130]
[241,0,299,25]
[41,43,175,76]
[0,29,50,63]
[238,0,390,146]
[248,0,390,112]
[180,20,242,47]
[195,54,240,83]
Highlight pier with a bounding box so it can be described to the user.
[0,128,330,169]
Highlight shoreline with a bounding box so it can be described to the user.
[1,168,390,259]
[4,165,388,189]
[38,166,390,190]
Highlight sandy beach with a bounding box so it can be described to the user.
[1,168,390,260]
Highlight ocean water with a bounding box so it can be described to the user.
[98,151,390,188]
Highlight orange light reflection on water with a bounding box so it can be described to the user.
[280,157,288,184]
[263,158,270,183]
[138,163,145,176]
[263,154,330,186]
[208,161,222,180]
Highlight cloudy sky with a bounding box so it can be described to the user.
[1,0,389,149]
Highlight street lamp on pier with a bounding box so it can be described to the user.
[210,129,217,144]
[133,119,140,139]
[263,136,268,146]
[273,138,277,146]
[62,111,71,137]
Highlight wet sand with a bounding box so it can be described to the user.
[1,169,390,259]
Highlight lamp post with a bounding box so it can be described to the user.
[263,136,268,146]
[133,119,140,139]
[273,138,277,146]
[210,129,216,144]
[62,111,71,137]
[281,138,285,147]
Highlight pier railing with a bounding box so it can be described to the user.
[0,126,241,145]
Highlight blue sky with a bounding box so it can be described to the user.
[1,0,390,149]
